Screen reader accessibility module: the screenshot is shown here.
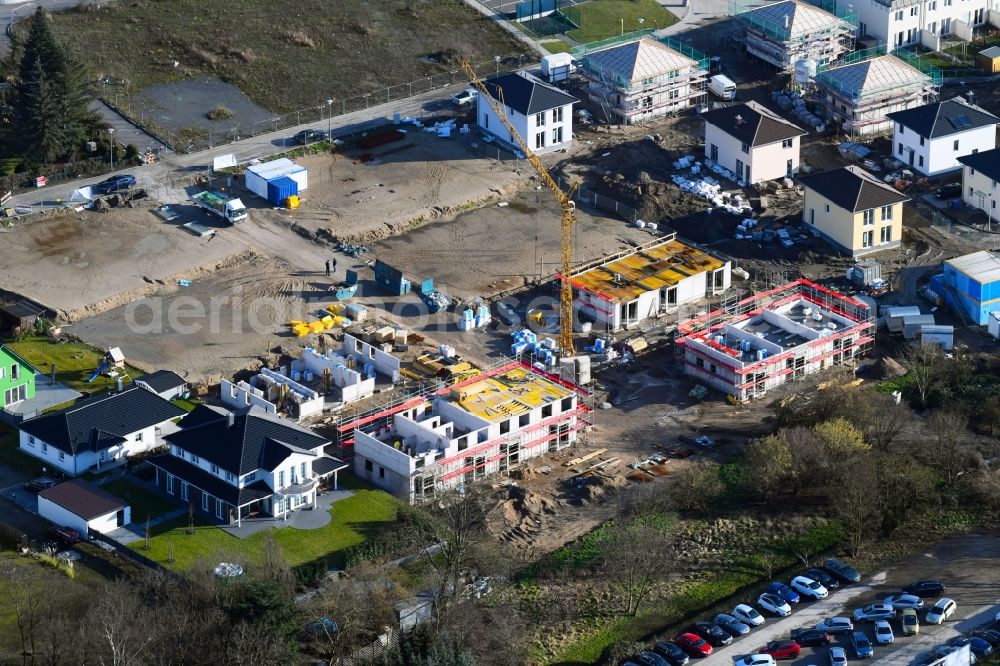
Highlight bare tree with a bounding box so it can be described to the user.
[923,411,970,490]
[831,457,879,556]
[601,522,673,616]
[666,460,724,513]
[89,579,155,666]
[875,453,934,536]
[861,394,908,452]
[6,566,39,664]
[905,344,944,409]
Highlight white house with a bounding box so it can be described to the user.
[701,101,806,184]
[17,386,185,477]
[477,71,577,154]
[38,478,130,537]
[135,369,188,401]
[957,147,1000,225]
[149,405,347,525]
[852,0,997,50]
[887,97,999,176]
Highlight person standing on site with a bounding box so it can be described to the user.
[331,257,337,276]
[325,260,330,277]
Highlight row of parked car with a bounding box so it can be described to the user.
[623,559,863,666]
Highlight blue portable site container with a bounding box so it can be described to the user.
[267,176,298,205]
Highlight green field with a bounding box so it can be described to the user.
[6,335,145,394]
[132,490,400,571]
[566,0,679,43]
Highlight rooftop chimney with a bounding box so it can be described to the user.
[735,114,744,126]
[115,377,123,393]
[226,411,235,428]
[784,14,790,29]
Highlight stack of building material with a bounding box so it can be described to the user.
[459,303,491,331]
[510,330,558,367]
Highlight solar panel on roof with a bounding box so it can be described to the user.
[950,114,972,130]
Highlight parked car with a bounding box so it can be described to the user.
[791,575,829,600]
[900,608,920,636]
[850,631,874,658]
[883,593,924,610]
[451,87,478,106]
[972,629,1000,647]
[689,622,732,647]
[758,593,792,617]
[766,582,801,604]
[293,129,328,144]
[805,568,840,590]
[638,651,671,666]
[675,633,712,657]
[23,476,58,493]
[736,655,775,666]
[934,183,962,200]
[304,616,338,636]
[948,636,994,657]
[926,598,956,624]
[853,604,897,622]
[93,174,136,194]
[874,620,895,645]
[829,646,848,666]
[733,604,765,627]
[47,525,82,545]
[904,580,946,598]
[762,640,800,660]
[790,629,832,647]
[823,558,861,583]
[714,614,750,636]
[815,617,854,634]
[933,644,975,664]
[653,641,690,666]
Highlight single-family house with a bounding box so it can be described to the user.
[957,147,1000,225]
[0,344,36,411]
[135,369,188,401]
[38,478,130,536]
[701,101,806,184]
[477,71,577,154]
[799,165,909,256]
[852,0,993,51]
[887,97,999,176]
[734,0,856,72]
[17,386,185,476]
[148,405,347,525]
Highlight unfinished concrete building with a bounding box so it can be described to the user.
[569,234,731,331]
[676,279,874,402]
[812,50,938,138]
[733,0,857,71]
[352,364,589,502]
[574,33,708,124]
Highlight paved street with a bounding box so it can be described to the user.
[0,0,114,55]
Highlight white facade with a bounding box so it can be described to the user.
[37,495,129,536]
[894,123,997,176]
[476,97,574,155]
[853,0,995,47]
[19,423,159,477]
[961,163,1000,222]
[705,123,802,183]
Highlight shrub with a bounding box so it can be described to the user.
[205,104,234,121]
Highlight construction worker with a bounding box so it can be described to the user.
[325,259,330,277]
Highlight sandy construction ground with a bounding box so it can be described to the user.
[0,206,240,320]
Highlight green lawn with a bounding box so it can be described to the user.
[6,335,145,395]
[566,0,679,44]
[170,397,201,412]
[101,478,178,523]
[541,39,574,54]
[132,490,400,571]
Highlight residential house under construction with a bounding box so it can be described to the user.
[812,51,938,138]
[676,279,874,402]
[732,0,857,72]
[352,364,590,502]
[574,33,708,124]
[569,234,731,331]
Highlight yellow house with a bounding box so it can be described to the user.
[799,166,908,257]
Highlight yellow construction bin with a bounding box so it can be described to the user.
[289,320,304,326]
[292,324,310,337]
[321,315,335,329]
[308,321,325,333]
[325,303,345,315]
[286,195,300,209]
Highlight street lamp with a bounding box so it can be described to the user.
[495,55,501,76]
[108,128,114,170]
[327,99,333,136]
[638,17,645,30]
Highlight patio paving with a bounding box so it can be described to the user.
[221,489,354,539]
[4,373,81,418]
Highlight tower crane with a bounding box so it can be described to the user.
[460,59,576,355]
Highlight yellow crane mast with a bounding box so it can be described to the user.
[460,59,576,355]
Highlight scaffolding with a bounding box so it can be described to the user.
[676,279,875,402]
[812,48,939,138]
[731,0,857,71]
[573,32,709,124]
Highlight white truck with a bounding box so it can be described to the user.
[191,190,247,224]
[452,87,478,107]
[708,74,737,101]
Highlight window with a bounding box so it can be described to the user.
[741,142,750,154]
[894,9,903,20]
[551,127,563,144]
[10,364,18,380]
[379,466,385,479]
[929,0,936,9]
[482,113,489,129]
[175,447,184,459]
[642,95,653,108]
[27,435,34,447]
[58,451,64,461]
[202,492,208,511]
[970,186,974,196]
[880,226,893,243]
[919,136,925,146]
[825,204,830,213]
[181,482,189,501]
[500,420,510,435]
[862,209,874,226]
[862,230,874,248]
[518,414,530,427]
[993,180,997,189]
[535,111,546,126]
[301,462,306,479]
[954,140,960,151]
[535,132,545,150]
[365,460,373,472]
[881,205,893,221]
[782,138,793,148]
[910,6,918,15]
[898,142,904,155]
[167,474,175,495]
[561,397,574,412]
[971,168,976,176]
[918,155,924,167]
[553,107,563,123]
[135,431,143,442]
[668,88,679,100]
[210,463,219,475]
[242,471,256,483]
[190,454,199,464]
[225,471,235,483]
[542,404,553,418]
[0,367,4,379]
[278,470,285,487]
[216,499,223,519]
[41,442,47,453]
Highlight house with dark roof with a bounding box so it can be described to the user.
[17,386,185,476]
[957,148,1000,226]
[476,71,577,154]
[135,369,188,401]
[0,300,45,334]
[701,101,806,184]
[148,405,347,525]
[0,344,36,412]
[38,478,130,536]
[887,97,999,177]
[799,165,909,257]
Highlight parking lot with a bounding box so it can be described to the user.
[682,532,1000,666]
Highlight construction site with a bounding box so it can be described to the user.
[731,0,857,72]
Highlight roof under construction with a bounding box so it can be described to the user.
[448,367,572,422]
[739,0,845,40]
[571,238,725,303]
[816,54,930,99]
[582,37,698,83]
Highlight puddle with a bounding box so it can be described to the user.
[505,201,537,215]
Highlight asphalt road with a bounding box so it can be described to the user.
[0,0,114,55]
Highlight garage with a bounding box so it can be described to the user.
[37,478,130,537]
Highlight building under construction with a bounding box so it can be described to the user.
[569,234,731,331]
[812,49,939,138]
[732,0,857,72]
[351,363,590,502]
[573,31,709,124]
[676,279,874,402]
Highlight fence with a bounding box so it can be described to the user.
[557,174,641,223]
[102,54,537,155]
[926,206,1000,249]
[88,528,177,577]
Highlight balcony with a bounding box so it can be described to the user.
[281,478,316,494]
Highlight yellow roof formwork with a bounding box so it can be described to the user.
[571,239,724,303]
[449,367,572,422]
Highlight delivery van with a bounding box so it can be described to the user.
[708,74,736,100]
